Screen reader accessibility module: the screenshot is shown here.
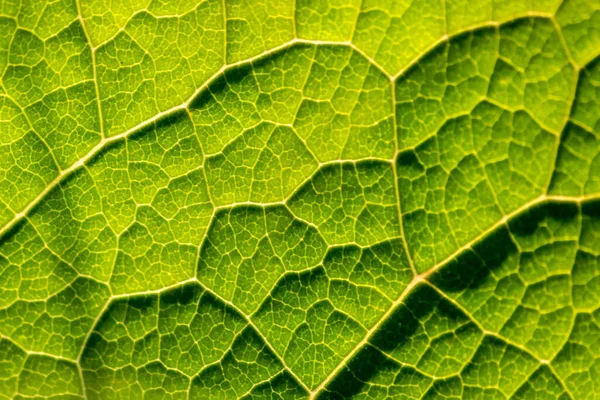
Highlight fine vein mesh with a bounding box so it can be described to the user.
[0,0,599,399]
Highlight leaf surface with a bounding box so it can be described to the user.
[0,0,599,398]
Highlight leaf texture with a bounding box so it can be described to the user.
[0,0,599,399]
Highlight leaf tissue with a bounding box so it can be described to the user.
[0,0,599,398]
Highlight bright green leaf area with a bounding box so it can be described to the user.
[0,0,599,398]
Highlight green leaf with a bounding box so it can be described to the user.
[0,0,599,399]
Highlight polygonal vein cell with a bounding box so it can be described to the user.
[288,160,401,247]
[197,204,328,315]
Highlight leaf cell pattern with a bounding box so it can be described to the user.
[0,0,599,399]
